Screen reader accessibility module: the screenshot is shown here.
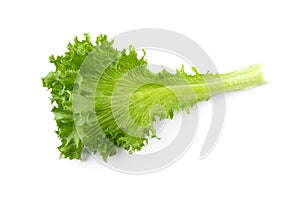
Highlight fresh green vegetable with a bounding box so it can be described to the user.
[42,34,266,161]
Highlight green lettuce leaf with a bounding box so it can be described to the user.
[42,34,266,161]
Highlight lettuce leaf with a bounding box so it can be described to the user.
[42,34,266,161]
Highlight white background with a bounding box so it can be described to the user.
[1,0,299,199]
